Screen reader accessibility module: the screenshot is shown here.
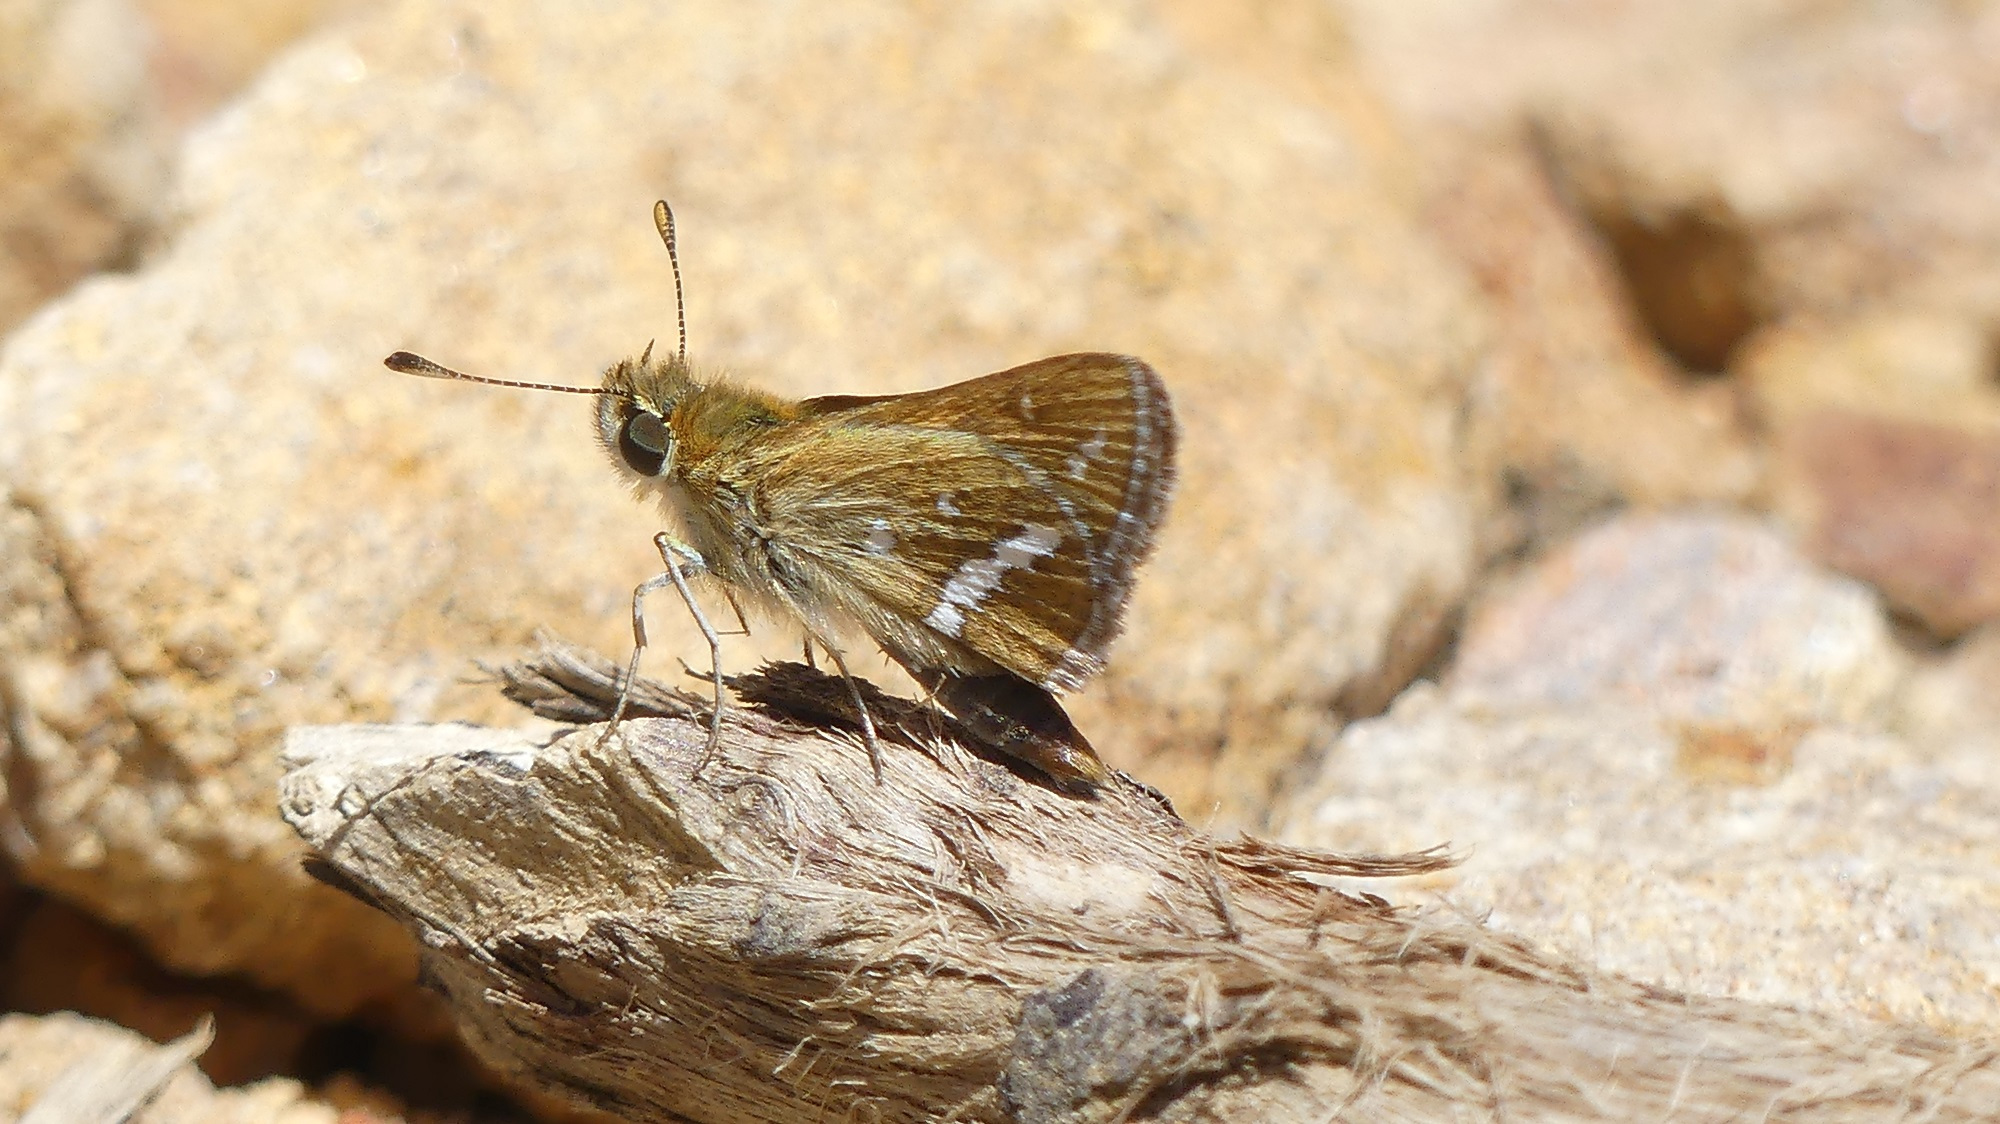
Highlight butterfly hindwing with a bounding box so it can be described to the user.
[752,354,1176,692]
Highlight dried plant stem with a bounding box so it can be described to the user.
[279,646,1999,1123]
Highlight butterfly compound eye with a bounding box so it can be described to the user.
[619,411,670,476]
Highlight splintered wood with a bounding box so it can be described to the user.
[279,644,1999,1123]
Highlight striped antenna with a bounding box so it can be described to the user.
[652,200,687,365]
[383,351,618,396]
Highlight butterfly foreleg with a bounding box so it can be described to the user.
[602,533,729,774]
[600,569,675,749]
[657,533,729,772]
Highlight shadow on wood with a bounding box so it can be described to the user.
[279,640,1999,1122]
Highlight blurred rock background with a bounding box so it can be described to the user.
[1,0,1996,1117]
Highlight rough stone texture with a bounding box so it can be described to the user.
[1450,513,1900,730]
[2,897,318,1087]
[1284,706,2000,1032]
[0,0,1483,1024]
[1423,133,1760,554]
[139,0,385,128]
[1744,316,2000,638]
[1344,1,2000,633]
[0,1011,342,1124]
[0,0,169,337]
[0,497,423,1018]
[1271,514,2000,1032]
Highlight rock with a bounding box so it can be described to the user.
[141,0,389,128]
[1421,135,1760,554]
[1743,313,2000,638]
[1450,512,1900,729]
[0,0,169,337]
[1344,1,2000,634]
[0,1011,341,1124]
[3,897,317,1087]
[1905,622,2000,753]
[1283,703,2000,1030]
[1247,9,1780,557]
[1775,411,2000,638]
[1269,514,2000,1032]
[0,0,1485,1021]
[1348,1,2000,337]
[0,0,403,342]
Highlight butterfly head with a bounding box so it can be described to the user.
[597,343,696,483]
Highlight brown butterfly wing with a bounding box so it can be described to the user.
[755,353,1176,692]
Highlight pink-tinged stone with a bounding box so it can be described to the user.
[1271,515,2000,1034]
[1785,410,2000,638]
[1450,512,1897,728]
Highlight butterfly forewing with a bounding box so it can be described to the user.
[762,353,1176,691]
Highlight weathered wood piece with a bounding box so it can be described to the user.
[279,645,2000,1122]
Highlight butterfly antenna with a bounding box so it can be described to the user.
[384,351,614,396]
[653,200,687,365]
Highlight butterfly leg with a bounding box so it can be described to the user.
[808,634,884,782]
[719,587,753,637]
[604,533,728,773]
[601,569,676,746]
[655,533,728,773]
[911,670,949,745]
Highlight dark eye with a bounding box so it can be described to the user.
[619,411,670,475]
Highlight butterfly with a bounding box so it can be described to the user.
[389,202,1177,791]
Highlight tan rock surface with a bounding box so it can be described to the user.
[0,0,1484,1020]
[0,1011,341,1124]
[1345,1,2000,320]
[3,897,317,1087]
[0,0,169,337]
[139,0,386,128]
[1345,1,2000,633]
[0,0,403,347]
[1450,513,1900,729]
[1330,6,1776,550]
[1272,514,2000,1031]
[1424,137,1760,548]
[1743,315,2000,638]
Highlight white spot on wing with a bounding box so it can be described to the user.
[863,518,896,555]
[1080,430,1109,460]
[926,558,1004,637]
[994,524,1060,567]
[928,601,966,636]
[936,492,963,517]
[1018,391,1035,420]
[924,523,1062,637]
